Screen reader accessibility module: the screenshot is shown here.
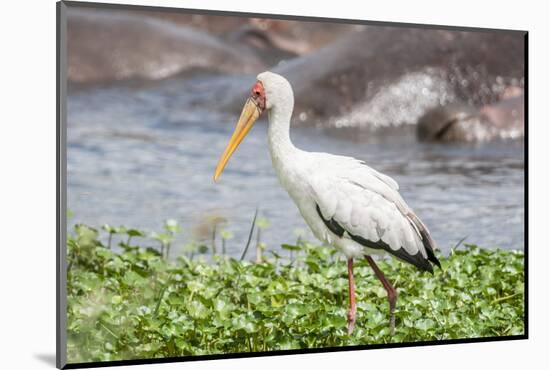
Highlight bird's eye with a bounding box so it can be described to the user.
[255,91,261,96]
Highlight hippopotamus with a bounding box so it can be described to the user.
[66,6,361,84]
[270,26,524,128]
[417,94,524,142]
[67,8,266,84]
[219,25,524,141]
[133,11,361,56]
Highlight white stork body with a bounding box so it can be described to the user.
[263,72,437,270]
[214,71,440,334]
[273,150,412,259]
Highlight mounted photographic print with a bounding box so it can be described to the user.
[56,1,527,368]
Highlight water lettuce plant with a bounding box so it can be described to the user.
[66,223,524,364]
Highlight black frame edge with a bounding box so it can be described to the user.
[523,31,529,339]
[63,335,527,369]
[57,1,68,369]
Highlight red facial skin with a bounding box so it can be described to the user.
[250,81,266,112]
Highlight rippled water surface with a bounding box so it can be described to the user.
[67,76,525,258]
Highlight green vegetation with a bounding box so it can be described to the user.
[67,222,524,364]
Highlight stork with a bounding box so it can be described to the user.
[214,71,440,335]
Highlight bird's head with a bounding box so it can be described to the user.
[213,71,293,182]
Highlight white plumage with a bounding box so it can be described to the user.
[258,71,437,269]
[283,152,427,258]
[215,71,440,334]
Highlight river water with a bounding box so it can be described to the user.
[67,75,525,258]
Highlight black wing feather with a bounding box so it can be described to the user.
[316,204,436,273]
[406,211,441,268]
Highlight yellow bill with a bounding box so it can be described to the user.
[214,98,262,181]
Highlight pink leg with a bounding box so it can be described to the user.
[347,258,357,334]
[366,256,398,335]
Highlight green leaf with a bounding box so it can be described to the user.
[126,229,145,237]
[150,231,172,245]
[281,244,301,251]
[186,300,208,319]
[256,217,271,229]
[111,295,122,305]
[220,229,234,240]
[164,219,182,234]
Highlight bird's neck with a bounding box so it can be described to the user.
[267,103,298,168]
